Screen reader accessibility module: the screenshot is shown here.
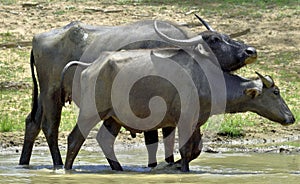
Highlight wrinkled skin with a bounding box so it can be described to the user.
[20,17,257,167]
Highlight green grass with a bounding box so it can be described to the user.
[0,47,32,132]
[203,113,257,137]
[114,0,299,26]
[0,88,79,132]
[0,0,16,5]
[0,114,13,132]
[116,0,297,5]
[218,118,246,137]
[0,32,15,43]
[53,10,67,15]
[0,48,31,83]
[0,89,31,132]
[285,141,300,147]
[115,0,299,10]
[245,140,300,150]
[60,104,78,131]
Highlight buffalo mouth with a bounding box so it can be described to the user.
[245,54,258,64]
[279,116,296,126]
[244,47,258,64]
[227,48,258,71]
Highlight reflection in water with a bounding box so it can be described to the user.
[0,146,299,183]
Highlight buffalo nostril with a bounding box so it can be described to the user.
[291,116,295,123]
[286,116,295,124]
[245,47,257,57]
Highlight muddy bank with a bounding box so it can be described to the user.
[1,123,299,155]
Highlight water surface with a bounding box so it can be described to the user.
[1,146,299,183]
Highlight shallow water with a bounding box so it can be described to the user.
[1,146,299,184]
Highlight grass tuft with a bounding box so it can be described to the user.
[0,114,13,132]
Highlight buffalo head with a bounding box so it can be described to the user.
[244,72,295,125]
[154,15,257,72]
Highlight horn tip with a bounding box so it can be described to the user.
[255,71,262,76]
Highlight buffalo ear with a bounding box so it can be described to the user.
[244,88,261,98]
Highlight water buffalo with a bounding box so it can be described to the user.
[20,15,257,167]
[62,45,294,172]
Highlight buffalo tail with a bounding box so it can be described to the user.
[30,49,39,121]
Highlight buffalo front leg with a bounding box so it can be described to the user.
[144,127,175,167]
[19,99,42,165]
[64,124,85,170]
[144,130,159,167]
[97,118,123,171]
[65,114,99,170]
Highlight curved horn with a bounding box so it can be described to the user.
[194,14,215,32]
[154,20,204,46]
[255,71,274,88]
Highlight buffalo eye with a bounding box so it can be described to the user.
[210,36,221,43]
[273,89,280,95]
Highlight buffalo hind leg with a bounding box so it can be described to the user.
[19,101,42,165]
[178,124,203,172]
[162,127,175,164]
[41,94,63,167]
[97,118,123,171]
[144,130,159,167]
[41,115,63,167]
[175,128,202,165]
[178,127,202,172]
[190,129,203,161]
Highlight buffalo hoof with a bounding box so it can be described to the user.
[148,162,157,168]
[165,155,174,164]
[108,158,123,171]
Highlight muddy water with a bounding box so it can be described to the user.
[0,146,299,184]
